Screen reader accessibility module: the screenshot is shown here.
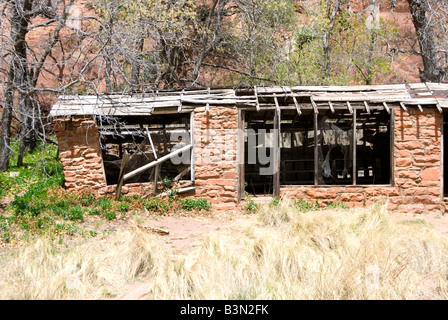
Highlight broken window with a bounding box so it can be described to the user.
[283,107,391,186]
[244,110,276,195]
[243,105,392,194]
[316,110,354,185]
[280,109,315,185]
[356,109,391,185]
[96,113,193,188]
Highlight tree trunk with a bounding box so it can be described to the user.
[0,81,14,171]
[322,0,342,81]
[16,95,36,166]
[130,38,144,91]
[407,0,447,82]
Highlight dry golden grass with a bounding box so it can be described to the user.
[1,199,448,300]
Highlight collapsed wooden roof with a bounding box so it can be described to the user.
[49,82,448,117]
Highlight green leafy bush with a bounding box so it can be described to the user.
[293,199,320,212]
[245,200,260,212]
[179,198,211,211]
[103,211,117,221]
[66,205,84,221]
[116,202,130,213]
[144,197,170,213]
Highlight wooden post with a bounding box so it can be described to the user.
[273,108,281,199]
[237,109,245,201]
[146,127,158,160]
[314,112,318,186]
[352,108,357,185]
[390,108,395,186]
[153,164,160,195]
[190,111,195,182]
[115,150,131,200]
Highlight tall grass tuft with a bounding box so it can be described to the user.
[0,229,168,299]
[1,199,448,299]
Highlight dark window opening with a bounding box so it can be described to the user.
[244,110,275,195]
[243,106,392,195]
[284,108,391,186]
[97,113,192,186]
[355,109,391,185]
[280,109,315,185]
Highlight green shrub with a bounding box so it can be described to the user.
[245,200,260,212]
[80,193,95,206]
[116,202,130,213]
[0,217,11,243]
[103,211,116,221]
[294,199,320,212]
[179,198,211,211]
[95,196,113,211]
[10,175,65,216]
[269,199,280,207]
[144,197,170,213]
[66,205,84,221]
[89,208,101,216]
[326,201,349,210]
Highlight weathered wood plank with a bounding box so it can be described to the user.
[123,144,192,181]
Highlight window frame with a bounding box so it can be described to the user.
[239,104,395,196]
[306,108,394,187]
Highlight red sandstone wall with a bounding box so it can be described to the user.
[53,117,106,192]
[54,106,446,214]
[281,107,445,214]
[193,106,239,211]
[392,107,443,213]
[53,108,241,211]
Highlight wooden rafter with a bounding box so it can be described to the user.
[383,101,390,114]
[363,101,371,114]
[310,96,318,114]
[347,101,353,114]
[254,85,260,112]
[292,95,302,115]
[399,102,407,112]
[146,127,158,160]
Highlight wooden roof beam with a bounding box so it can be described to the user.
[254,85,260,112]
[328,101,335,113]
[363,101,371,114]
[310,96,318,114]
[399,101,407,112]
[206,87,210,113]
[292,95,302,115]
[124,144,192,181]
[273,93,280,114]
[383,101,390,114]
[347,101,353,114]
[178,89,184,113]
[146,127,158,160]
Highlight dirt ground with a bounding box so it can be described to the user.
[140,212,238,255]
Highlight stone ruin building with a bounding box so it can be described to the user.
[49,82,448,213]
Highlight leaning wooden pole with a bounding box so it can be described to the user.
[115,150,131,200]
[123,144,192,181]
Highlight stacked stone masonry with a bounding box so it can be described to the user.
[54,107,240,211]
[281,107,445,214]
[54,107,446,214]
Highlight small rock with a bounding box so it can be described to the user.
[9,172,19,178]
